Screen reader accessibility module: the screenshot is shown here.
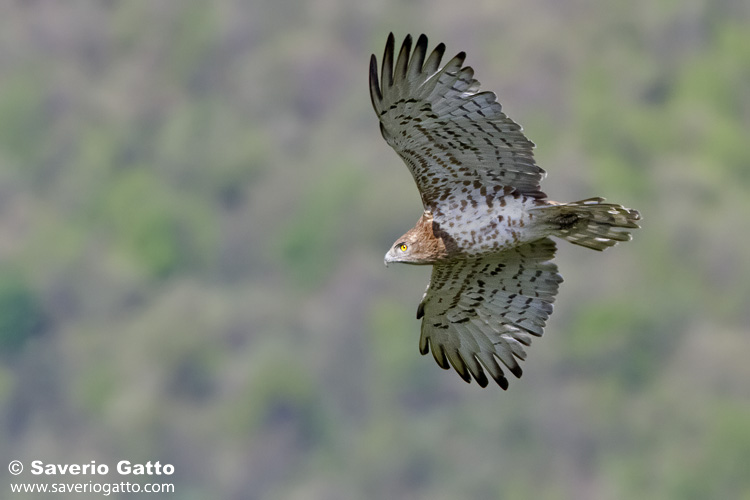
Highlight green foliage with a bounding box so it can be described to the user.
[670,23,750,179]
[276,163,364,287]
[96,167,216,278]
[366,297,437,400]
[565,299,680,391]
[77,360,118,416]
[0,70,47,168]
[667,404,750,499]
[0,273,44,354]
[225,341,326,447]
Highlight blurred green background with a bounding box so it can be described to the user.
[1,1,749,499]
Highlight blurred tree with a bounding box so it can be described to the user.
[0,272,45,355]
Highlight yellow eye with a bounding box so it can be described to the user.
[399,243,408,252]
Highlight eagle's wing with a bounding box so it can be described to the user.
[417,238,562,388]
[370,33,546,211]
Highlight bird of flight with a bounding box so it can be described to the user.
[370,33,640,388]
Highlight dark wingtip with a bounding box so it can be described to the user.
[370,54,383,107]
[407,34,429,78]
[439,50,466,74]
[457,369,472,384]
[385,31,395,49]
[419,334,429,355]
[422,41,446,75]
[450,354,472,383]
[368,54,382,110]
[474,370,489,388]
[395,34,413,81]
[433,345,450,369]
[493,373,509,390]
[382,32,395,87]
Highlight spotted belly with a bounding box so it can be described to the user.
[434,190,546,257]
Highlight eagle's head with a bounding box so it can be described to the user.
[384,212,450,266]
[384,235,427,266]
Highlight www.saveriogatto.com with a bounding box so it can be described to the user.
[8,459,175,496]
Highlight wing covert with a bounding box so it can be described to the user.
[370,33,547,211]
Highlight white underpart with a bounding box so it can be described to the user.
[434,188,545,256]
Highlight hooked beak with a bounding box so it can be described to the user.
[384,251,392,268]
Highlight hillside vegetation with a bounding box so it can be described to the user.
[0,1,748,499]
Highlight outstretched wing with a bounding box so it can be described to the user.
[370,33,546,212]
[417,238,562,388]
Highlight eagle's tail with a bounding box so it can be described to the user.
[542,198,641,251]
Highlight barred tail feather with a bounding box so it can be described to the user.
[545,197,641,251]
